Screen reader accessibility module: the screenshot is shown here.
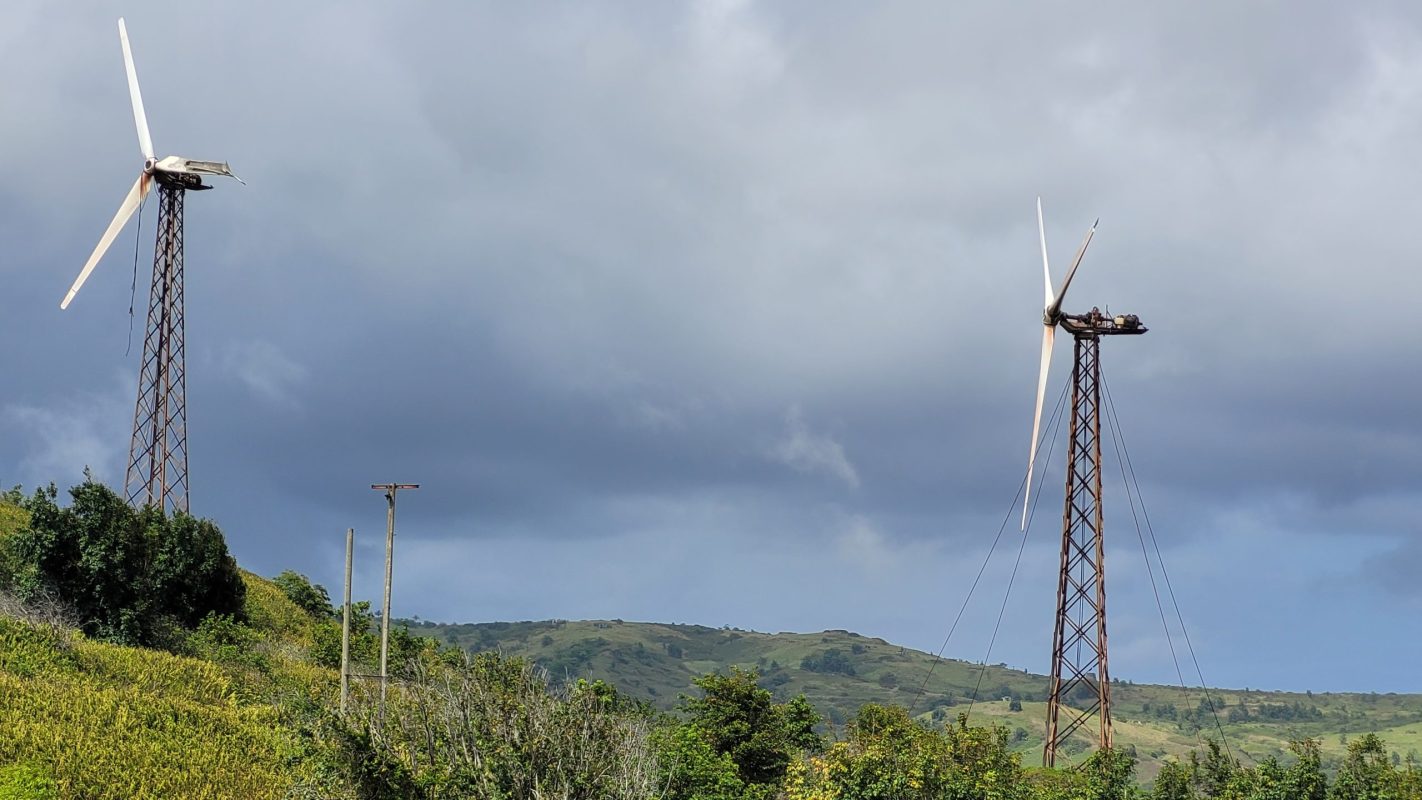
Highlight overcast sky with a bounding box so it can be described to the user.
[2,1,1420,693]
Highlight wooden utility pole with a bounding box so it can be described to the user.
[340,527,353,713]
[371,483,418,723]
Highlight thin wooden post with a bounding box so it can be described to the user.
[370,483,418,726]
[340,527,353,713]
[380,495,393,720]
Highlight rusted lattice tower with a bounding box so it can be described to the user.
[1043,333,1107,764]
[1023,200,1145,767]
[125,180,189,513]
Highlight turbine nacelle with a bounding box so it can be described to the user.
[151,156,242,181]
[149,157,243,190]
[60,18,239,309]
[1058,308,1147,338]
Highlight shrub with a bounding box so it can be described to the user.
[800,648,856,676]
[0,763,57,800]
[272,571,333,619]
[785,706,1025,800]
[679,667,822,791]
[340,651,658,798]
[3,481,244,647]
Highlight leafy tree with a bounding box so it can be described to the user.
[310,602,428,677]
[1148,738,1326,800]
[652,725,746,800]
[1153,759,1195,800]
[272,570,333,618]
[801,647,857,676]
[680,667,822,791]
[151,513,247,629]
[1283,738,1328,800]
[1080,747,1141,800]
[787,705,1029,800]
[781,695,825,754]
[3,480,244,647]
[311,599,380,670]
[1330,733,1400,800]
[1189,740,1236,799]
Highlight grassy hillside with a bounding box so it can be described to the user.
[411,618,1422,777]
[0,571,342,799]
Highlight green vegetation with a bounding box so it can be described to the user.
[411,618,1422,777]
[1,478,1421,798]
[785,703,1138,799]
[0,614,304,797]
[1,481,244,647]
[344,651,659,797]
[673,667,823,796]
[0,481,339,798]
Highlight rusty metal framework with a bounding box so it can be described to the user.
[124,181,189,514]
[1044,334,1111,766]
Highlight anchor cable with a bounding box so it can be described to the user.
[1100,368,1238,764]
[964,385,1069,721]
[910,379,1069,715]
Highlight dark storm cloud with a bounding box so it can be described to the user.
[2,0,1422,690]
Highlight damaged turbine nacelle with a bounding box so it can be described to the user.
[1058,306,1148,337]
[145,156,242,189]
[1044,308,1143,330]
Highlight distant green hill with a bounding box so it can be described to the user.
[408,618,1422,779]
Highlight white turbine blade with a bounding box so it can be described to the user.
[1022,323,1055,530]
[61,174,150,309]
[1038,197,1053,309]
[1047,219,1097,318]
[118,18,154,160]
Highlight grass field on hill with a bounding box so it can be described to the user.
[0,572,340,799]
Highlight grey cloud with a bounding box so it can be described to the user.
[768,405,860,489]
[215,340,308,408]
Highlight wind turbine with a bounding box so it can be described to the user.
[60,18,241,514]
[1023,198,1146,767]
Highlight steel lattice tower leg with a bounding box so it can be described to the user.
[125,183,189,515]
[1043,334,1111,767]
